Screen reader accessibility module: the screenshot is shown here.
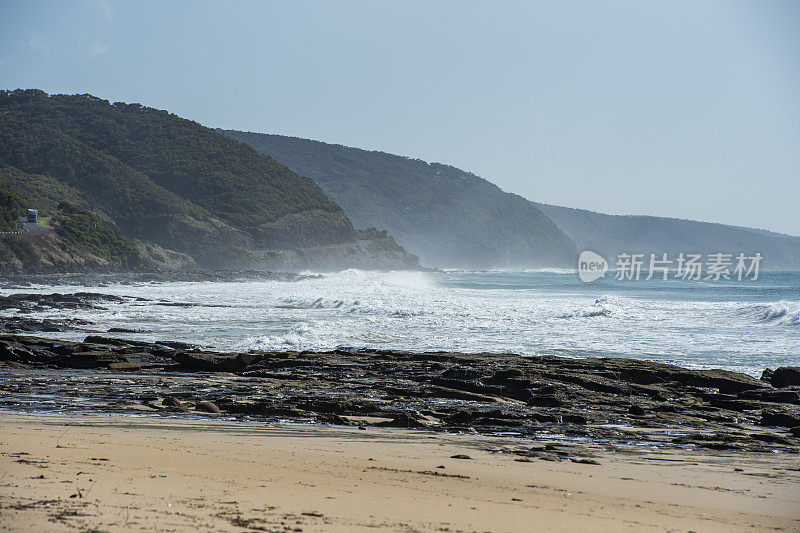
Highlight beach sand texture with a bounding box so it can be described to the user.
[1,415,798,532]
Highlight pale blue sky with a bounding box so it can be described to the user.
[1,0,799,235]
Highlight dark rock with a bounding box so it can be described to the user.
[489,368,524,382]
[319,414,351,425]
[0,317,91,333]
[1,333,798,453]
[556,373,626,395]
[570,458,600,465]
[628,383,669,401]
[297,399,348,414]
[760,368,773,382]
[445,409,479,424]
[162,396,184,408]
[760,410,800,428]
[216,399,261,414]
[472,416,527,428]
[527,394,563,407]
[605,358,768,393]
[83,335,149,347]
[450,454,474,460]
[563,413,589,424]
[157,340,198,350]
[173,351,262,372]
[377,413,425,428]
[629,404,646,416]
[538,454,561,462]
[66,351,127,369]
[425,385,498,403]
[500,382,535,402]
[681,368,769,394]
[771,367,800,388]
[738,387,800,405]
[0,292,128,312]
[107,362,141,372]
[748,433,793,445]
[440,367,484,381]
[174,352,232,372]
[196,401,221,413]
[708,398,765,412]
[432,377,504,397]
[216,400,306,418]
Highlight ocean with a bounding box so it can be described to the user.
[1,269,798,376]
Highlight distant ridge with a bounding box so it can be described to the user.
[226,130,800,270]
[224,131,577,269]
[535,203,800,270]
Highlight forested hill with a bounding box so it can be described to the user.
[224,131,577,268]
[534,203,800,270]
[0,90,418,272]
[0,90,356,255]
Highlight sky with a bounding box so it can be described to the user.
[1,0,799,235]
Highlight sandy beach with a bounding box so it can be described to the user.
[0,414,798,532]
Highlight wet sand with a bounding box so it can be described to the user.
[1,414,798,532]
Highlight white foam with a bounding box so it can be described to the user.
[753,300,800,326]
[3,271,798,376]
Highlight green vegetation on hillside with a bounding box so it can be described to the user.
[0,111,246,257]
[55,202,146,269]
[0,90,419,271]
[0,90,353,251]
[0,171,148,271]
[0,177,25,231]
[0,166,89,216]
[0,89,428,272]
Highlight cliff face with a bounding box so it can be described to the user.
[0,90,419,272]
[224,131,577,269]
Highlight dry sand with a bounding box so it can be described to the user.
[0,414,798,532]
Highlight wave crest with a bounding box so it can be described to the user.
[557,295,619,319]
[750,301,800,326]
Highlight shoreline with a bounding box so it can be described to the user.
[1,413,799,532]
[2,323,799,530]
[1,333,799,453]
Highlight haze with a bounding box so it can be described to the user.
[1,0,798,235]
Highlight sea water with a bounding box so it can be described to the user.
[1,269,798,376]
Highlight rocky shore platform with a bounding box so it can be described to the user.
[1,333,799,455]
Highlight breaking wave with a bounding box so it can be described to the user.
[750,301,800,326]
[557,308,611,319]
[276,297,351,310]
[557,295,619,319]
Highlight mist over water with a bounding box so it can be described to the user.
[2,270,798,376]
